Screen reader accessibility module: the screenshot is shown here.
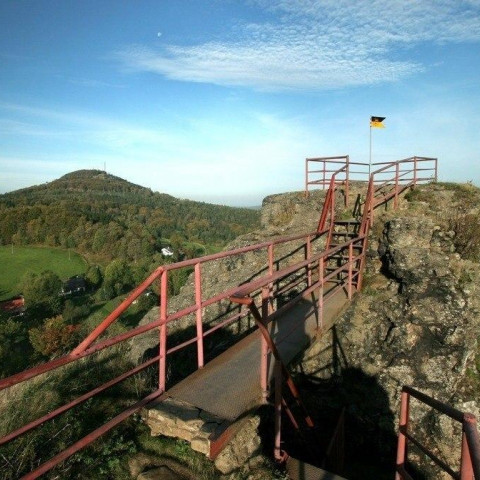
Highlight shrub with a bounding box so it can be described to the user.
[29,315,77,357]
[448,212,480,261]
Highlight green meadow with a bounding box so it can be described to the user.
[0,246,88,301]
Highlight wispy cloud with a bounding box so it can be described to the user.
[0,102,174,150]
[114,0,480,91]
[0,99,313,200]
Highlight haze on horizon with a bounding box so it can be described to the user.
[1,0,479,206]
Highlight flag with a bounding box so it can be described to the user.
[370,116,386,128]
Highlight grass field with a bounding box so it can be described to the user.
[0,246,88,301]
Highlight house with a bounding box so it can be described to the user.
[61,276,87,296]
[161,247,174,257]
[0,295,25,316]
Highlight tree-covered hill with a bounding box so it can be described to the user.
[0,170,260,263]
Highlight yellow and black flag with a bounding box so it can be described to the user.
[370,116,386,128]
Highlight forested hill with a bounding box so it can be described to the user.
[0,169,260,262]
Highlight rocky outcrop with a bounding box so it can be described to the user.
[213,416,263,474]
[143,398,225,456]
[298,186,480,477]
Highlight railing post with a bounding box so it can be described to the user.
[274,360,284,461]
[331,181,335,217]
[268,243,274,275]
[463,414,480,479]
[305,158,309,197]
[318,257,324,330]
[413,156,418,186]
[357,237,367,290]
[159,270,168,392]
[345,155,350,208]
[369,175,375,227]
[461,413,479,480]
[306,235,312,287]
[394,162,399,209]
[261,286,270,402]
[194,263,204,369]
[322,159,326,190]
[434,158,438,182]
[396,389,410,479]
[348,242,353,300]
[461,428,474,480]
[326,185,335,248]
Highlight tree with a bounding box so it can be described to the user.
[29,315,77,357]
[0,318,29,376]
[103,260,133,299]
[21,270,63,317]
[62,300,90,323]
[85,265,102,289]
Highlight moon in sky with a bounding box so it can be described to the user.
[157,32,162,37]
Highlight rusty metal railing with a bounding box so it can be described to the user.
[229,234,365,462]
[317,163,348,232]
[306,155,437,212]
[396,386,480,480]
[367,156,437,226]
[0,227,331,478]
[305,155,350,195]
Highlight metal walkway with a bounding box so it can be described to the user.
[144,287,350,452]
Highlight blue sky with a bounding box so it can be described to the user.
[1,0,479,206]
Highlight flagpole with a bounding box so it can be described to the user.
[369,116,385,177]
[369,124,372,176]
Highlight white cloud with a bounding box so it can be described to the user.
[0,102,175,151]
[115,0,480,91]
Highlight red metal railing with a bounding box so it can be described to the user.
[317,163,348,232]
[229,234,366,462]
[0,228,333,478]
[396,386,480,480]
[305,155,350,195]
[366,157,437,226]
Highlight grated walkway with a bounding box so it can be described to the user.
[147,286,350,422]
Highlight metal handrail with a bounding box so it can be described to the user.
[396,386,480,480]
[305,156,437,199]
[305,155,350,196]
[0,225,334,478]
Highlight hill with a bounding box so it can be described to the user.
[0,170,260,264]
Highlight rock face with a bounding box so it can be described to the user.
[298,185,480,477]
[213,416,263,474]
